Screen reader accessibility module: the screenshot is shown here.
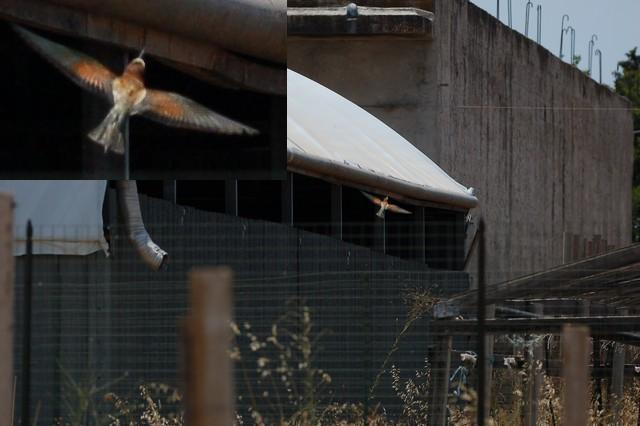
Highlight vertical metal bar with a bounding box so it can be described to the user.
[525,1,533,37]
[162,180,177,204]
[496,0,500,21]
[559,15,569,58]
[330,184,342,239]
[21,221,33,426]
[281,173,293,226]
[477,219,487,426]
[414,206,426,263]
[595,49,603,83]
[588,35,598,75]
[536,5,542,43]
[570,27,576,65]
[507,0,512,28]
[225,180,238,216]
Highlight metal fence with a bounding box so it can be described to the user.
[11,195,469,425]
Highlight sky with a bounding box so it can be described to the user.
[469,0,640,87]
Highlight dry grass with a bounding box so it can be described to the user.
[52,296,640,426]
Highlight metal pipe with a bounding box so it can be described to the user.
[497,0,500,21]
[588,34,598,74]
[595,49,603,83]
[570,26,576,65]
[116,180,167,270]
[508,0,512,28]
[44,0,286,64]
[560,14,570,59]
[536,5,542,43]
[525,1,533,37]
[564,26,576,65]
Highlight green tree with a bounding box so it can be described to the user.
[614,48,640,241]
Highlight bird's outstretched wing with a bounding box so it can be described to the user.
[135,90,259,136]
[387,204,412,215]
[361,191,383,206]
[13,25,116,102]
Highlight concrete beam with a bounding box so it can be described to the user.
[288,0,435,11]
[288,6,433,39]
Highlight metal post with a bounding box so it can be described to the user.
[496,0,500,21]
[588,35,598,75]
[595,49,603,83]
[477,219,487,426]
[281,173,293,226]
[162,180,177,204]
[21,221,33,426]
[330,184,342,239]
[0,193,15,426]
[524,303,544,426]
[414,206,426,263]
[225,180,238,216]
[536,5,542,43]
[507,0,512,28]
[525,1,533,37]
[610,309,628,424]
[559,15,569,59]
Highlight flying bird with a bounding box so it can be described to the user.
[14,25,259,154]
[361,192,412,219]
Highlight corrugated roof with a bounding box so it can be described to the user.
[286,69,478,209]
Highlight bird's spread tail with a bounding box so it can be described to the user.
[376,206,386,219]
[88,108,126,154]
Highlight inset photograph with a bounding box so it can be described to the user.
[0,0,286,179]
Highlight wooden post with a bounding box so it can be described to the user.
[184,267,234,426]
[429,335,452,426]
[562,324,590,426]
[524,303,544,426]
[0,193,14,426]
[609,308,628,424]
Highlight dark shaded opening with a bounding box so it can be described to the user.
[175,181,226,213]
[425,208,465,270]
[238,180,282,222]
[342,186,377,249]
[292,174,332,236]
[385,201,419,260]
[136,181,164,199]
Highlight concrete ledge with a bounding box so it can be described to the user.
[288,6,434,38]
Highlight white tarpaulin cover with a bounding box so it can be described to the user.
[287,69,478,209]
[0,180,108,256]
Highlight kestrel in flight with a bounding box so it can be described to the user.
[14,25,259,154]
[361,192,412,219]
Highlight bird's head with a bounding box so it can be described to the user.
[125,57,146,80]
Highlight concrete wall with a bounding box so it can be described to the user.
[288,0,634,283]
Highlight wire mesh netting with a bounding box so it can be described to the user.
[11,195,470,425]
[8,194,640,425]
